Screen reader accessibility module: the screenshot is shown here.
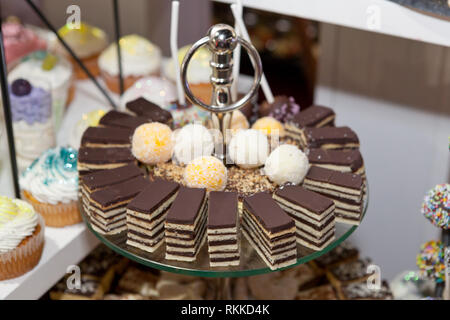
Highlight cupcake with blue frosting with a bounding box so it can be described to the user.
[21,146,80,227]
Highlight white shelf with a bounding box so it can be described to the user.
[216,0,450,48]
[0,224,99,300]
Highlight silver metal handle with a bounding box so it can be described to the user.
[181,25,262,114]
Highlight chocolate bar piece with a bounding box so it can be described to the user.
[273,186,335,251]
[126,179,180,253]
[339,280,393,300]
[285,105,335,140]
[80,164,144,214]
[126,97,173,126]
[99,110,149,130]
[242,192,297,270]
[299,126,359,150]
[207,192,240,267]
[78,147,135,172]
[165,187,208,262]
[303,166,364,225]
[81,126,133,148]
[308,148,365,176]
[89,176,150,235]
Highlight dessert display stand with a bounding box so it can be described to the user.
[5,0,447,299]
[81,198,368,298]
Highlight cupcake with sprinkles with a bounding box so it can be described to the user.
[421,184,449,230]
[0,196,45,280]
[20,146,80,227]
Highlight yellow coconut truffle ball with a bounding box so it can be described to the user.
[184,156,227,191]
[132,122,173,165]
[252,116,285,137]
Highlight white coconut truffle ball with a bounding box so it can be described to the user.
[228,129,269,169]
[264,144,309,185]
[173,123,214,165]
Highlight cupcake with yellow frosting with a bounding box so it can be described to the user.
[99,34,162,94]
[164,44,212,104]
[0,196,45,280]
[21,147,81,227]
[57,22,108,79]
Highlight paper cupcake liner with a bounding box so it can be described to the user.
[23,191,82,227]
[71,54,101,80]
[191,83,213,106]
[0,214,45,281]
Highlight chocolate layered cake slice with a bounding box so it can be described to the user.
[299,126,359,150]
[89,176,150,235]
[242,192,297,270]
[99,110,149,131]
[126,97,173,126]
[80,163,144,215]
[285,105,335,141]
[81,126,133,148]
[207,191,240,267]
[273,186,336,251]
[165,187,208,262]
[303,167,364,225]
[77,147,136,173]
[126,179,180,253]
[308,148,365,176]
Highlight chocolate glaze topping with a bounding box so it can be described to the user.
[308,149,363,171]
[290,105,335,128]
[78,147,135,164]
[208,191,238,229]
[305,166,363,190]
[90,176,150,207]
[127,179,179,214]
[99,111,149,130]
[304,126,359,147]
[82,163,144,190]
[243,192,294,233]
[81,126,133,145]
[126,97,173,124]
[275,185,334,214]
[166,187,206,225]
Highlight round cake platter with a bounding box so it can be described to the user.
[80,190,368,278]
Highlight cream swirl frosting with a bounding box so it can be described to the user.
[99,34,161,76]
[20,147,78,204]
[0,196,38,253]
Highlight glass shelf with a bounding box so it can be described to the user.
[81,186,368,278]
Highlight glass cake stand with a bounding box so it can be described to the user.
[81,186,368,280]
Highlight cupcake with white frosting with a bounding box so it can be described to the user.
[99,34,162,94]
[21,146,81,227]
[57,22,108,80]
[0,196,45,280]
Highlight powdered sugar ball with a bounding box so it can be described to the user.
[228,129,269,169]
[264,144,309,185]
[173,123,214,165]
[184,156,227,191]
[132,122,173,164]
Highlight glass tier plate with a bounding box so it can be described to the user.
[81,186,368,278]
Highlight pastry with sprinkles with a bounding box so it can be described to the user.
[421,184,449,230]
[416,240,446,283]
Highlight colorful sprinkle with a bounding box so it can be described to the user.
[416,240,446,283]
[421,184,449,230]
